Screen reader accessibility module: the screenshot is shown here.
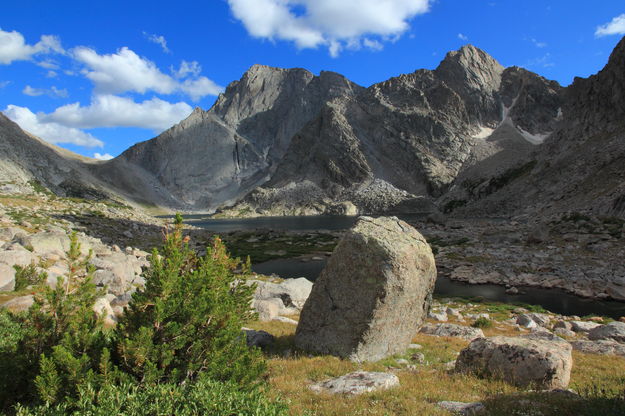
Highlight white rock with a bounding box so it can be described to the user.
[309,371,400,395]
[0,264,16,291]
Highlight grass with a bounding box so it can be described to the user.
[244,316,625,416]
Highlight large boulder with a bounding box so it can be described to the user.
[455,336,572,389]
[295,216,436,362]
[588,322,625,343]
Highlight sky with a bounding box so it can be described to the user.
[1,0,624,160]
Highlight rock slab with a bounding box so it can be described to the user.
[455,336,572,389]
[295,216,436,362]
[309,371,399,395]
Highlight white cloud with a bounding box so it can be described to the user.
[44,94,193,131]
[173,60,201,79]
[22,85,68,98]
[37,59,60,69]
[0,28,64,65]
[458,33,468,41]
[0,80,10,88]
[46,70,58,78]
[228,0,430,56]
[72,46,223,100]
[180,77,223,102]
[596,14,625,37]
[531,38,547,48]
[73,46,178,95]
[2,104,103,147]
[144,32,171,53]
[93,152,114,160]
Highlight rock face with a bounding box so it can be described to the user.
[455,336,573,389]
[295,216,436,362]
[309,371,400,395]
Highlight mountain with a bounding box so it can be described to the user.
[447,36,625,219]
[1,38,624,219]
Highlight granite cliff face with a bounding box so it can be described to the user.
[2,39,624,219]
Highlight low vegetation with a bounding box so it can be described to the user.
[0,215,285,415]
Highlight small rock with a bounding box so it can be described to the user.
[309,371,399,395]
[419,323,484,340]
[571,321,601,333]
[93,297,118,327]
[554,328,576,338]
[437,401,485,416]
[273,316,299,325]
[429,310,449,322]
[242,328,275,348]
[253,298,283,321]
[411,352,425,363]
[506,286,519,295]
[516,314,538,329]
[408,343,423,350]
[571,340,625,357]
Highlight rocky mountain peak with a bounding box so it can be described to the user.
[436,44,504,91]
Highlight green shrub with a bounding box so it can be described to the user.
[13,264,47,291]
[472,317,493,328]
[0,233,109,411]
[116,214,265,387]
[14,378,288,416]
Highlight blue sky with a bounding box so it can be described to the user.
[1,0,624,159]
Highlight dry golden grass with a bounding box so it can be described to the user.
[247,318,625,416]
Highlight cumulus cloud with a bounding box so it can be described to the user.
[458,33,468,41]
[596,14,625,37]
[73,46,178,95]
[0,28,64,64]
[43,94,193,131]
[93,152,114,160]
[72,46,223,100]
[228,0,430,57]
[143,32,171,53]
[22,85,68,98]
[3,104,103,147]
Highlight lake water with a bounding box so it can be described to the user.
[189,215,625,319]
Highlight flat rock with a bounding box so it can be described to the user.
[309,371,399,395]
[571,340,625,357]
[1,295,34,312]
[571,321,601,333]
[295,217,436,362]
[437,401,485,415]
[456,336,572,389]
[588,322,625,343]
[252,277,313,310]
[420,323,484,340]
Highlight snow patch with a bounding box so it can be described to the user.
[472,126,494,139]
[516,126,550,145]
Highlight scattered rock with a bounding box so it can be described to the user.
[571,321,601,333]
[253,298,283,321]
[309,371,400,395]
[455,336,573,389]
[571,340,625,357]
[419,323,484,340]
[429,310,449,322]
[273,316,299,325]
[295,217,436,361]
[242,328,275,348]
[253,277,313,310]
[436,401,485,415]
[506,286,519,295]
[1,295,34,312]
[588,322,625,343]
[554,328,576,338]
[516,314,538,329]
[93,297,117,327]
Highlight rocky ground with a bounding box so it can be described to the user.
[411,213,625,301]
